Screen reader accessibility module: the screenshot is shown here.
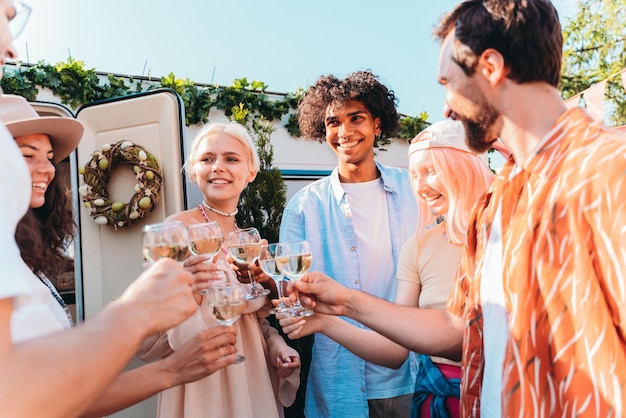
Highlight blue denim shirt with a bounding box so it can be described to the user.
[280,161,418,418]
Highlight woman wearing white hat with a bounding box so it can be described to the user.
[4,94,239,417]
[278,120,495,418]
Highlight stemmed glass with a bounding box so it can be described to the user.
[188,221,223,260]
[259,243,290,314]
[188,221,224,293]
[225,227,270,300]
[142,221,192,263]
[206,283,246,364]
[275,241,314,317]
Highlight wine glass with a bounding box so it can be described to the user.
[275,241,314,317]
[225,227,270,300]
[206,283,246,364]
[142,221,191,263]
[187,221,224,293]
[259,243,290,314]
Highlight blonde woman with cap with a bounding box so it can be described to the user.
[278,120,494,418]
[3,94,239,417]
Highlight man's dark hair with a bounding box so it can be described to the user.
[297,70,400,143]
[434,0,563,87]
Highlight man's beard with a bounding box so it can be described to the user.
[460,101,499,154]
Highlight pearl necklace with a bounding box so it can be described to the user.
[201,200,238,217]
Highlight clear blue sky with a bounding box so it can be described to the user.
[15,0,576,122]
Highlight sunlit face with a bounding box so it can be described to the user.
[0,0,18,78]
[437,32,499,153]
[16,133,55,209]
[191,132,257,207]
[324,100,381,168]
[409,149,448,217]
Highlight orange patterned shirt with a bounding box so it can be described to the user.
[448,108,626,417]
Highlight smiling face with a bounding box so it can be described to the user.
[438,32,500,153]
[15,133,55,209]
[190,131,257,210]
[324,100,380,171]
[409,149,448,217]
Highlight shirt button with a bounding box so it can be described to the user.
[355,279,359,285]
[361,387,365,392]
[351,246,356,251]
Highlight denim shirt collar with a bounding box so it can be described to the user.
[330,160,396,204]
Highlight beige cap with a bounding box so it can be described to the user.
[408,120,489,166]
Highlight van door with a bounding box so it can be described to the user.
[75,88,187,320]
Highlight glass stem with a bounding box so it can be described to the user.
[273,276,286,307]
[247,270,259,289]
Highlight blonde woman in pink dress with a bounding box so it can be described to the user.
[139,122,300,418]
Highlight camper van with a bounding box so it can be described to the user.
[28,88,410,417]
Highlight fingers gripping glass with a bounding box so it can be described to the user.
[188,221,223,292]
[226,227,270,300]
[259,243,290,314]
[275,241,314,317]
[9,1,32,39]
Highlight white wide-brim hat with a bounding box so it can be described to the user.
[0,94,84,163]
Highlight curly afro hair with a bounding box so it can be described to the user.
[297,70,400,143]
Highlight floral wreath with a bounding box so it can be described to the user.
[79,140,163,230]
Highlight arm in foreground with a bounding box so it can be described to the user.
[78,325,238,418]
[293,271,464,361]
[0,259,197,418]
[279,312,410,368]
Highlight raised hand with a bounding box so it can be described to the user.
[183,255,230,297]
[119,258,197,336]
[277,312,325,340]
[287,271,351,316]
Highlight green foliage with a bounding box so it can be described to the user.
[561,0,626,125]
[397,111,430,141]
[2,58,431,140]
[0,63,37,100]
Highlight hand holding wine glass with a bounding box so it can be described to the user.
[142,221,192,263]
[187,221,224,293]
[206,283,247,364]
[276,240,314,317]
[259,243,290,314]
[225,227,270,300]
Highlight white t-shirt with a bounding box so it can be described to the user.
[0,124,31,302]
[342,179,396,390]
[480,205,509,415]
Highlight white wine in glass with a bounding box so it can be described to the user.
[225,227,270,299]
[188,221,224,293]
[275,241,314,317]
[259,243,290,314]
[188,221,223,259]
[206,284,246,364]
[142,221,192,263]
